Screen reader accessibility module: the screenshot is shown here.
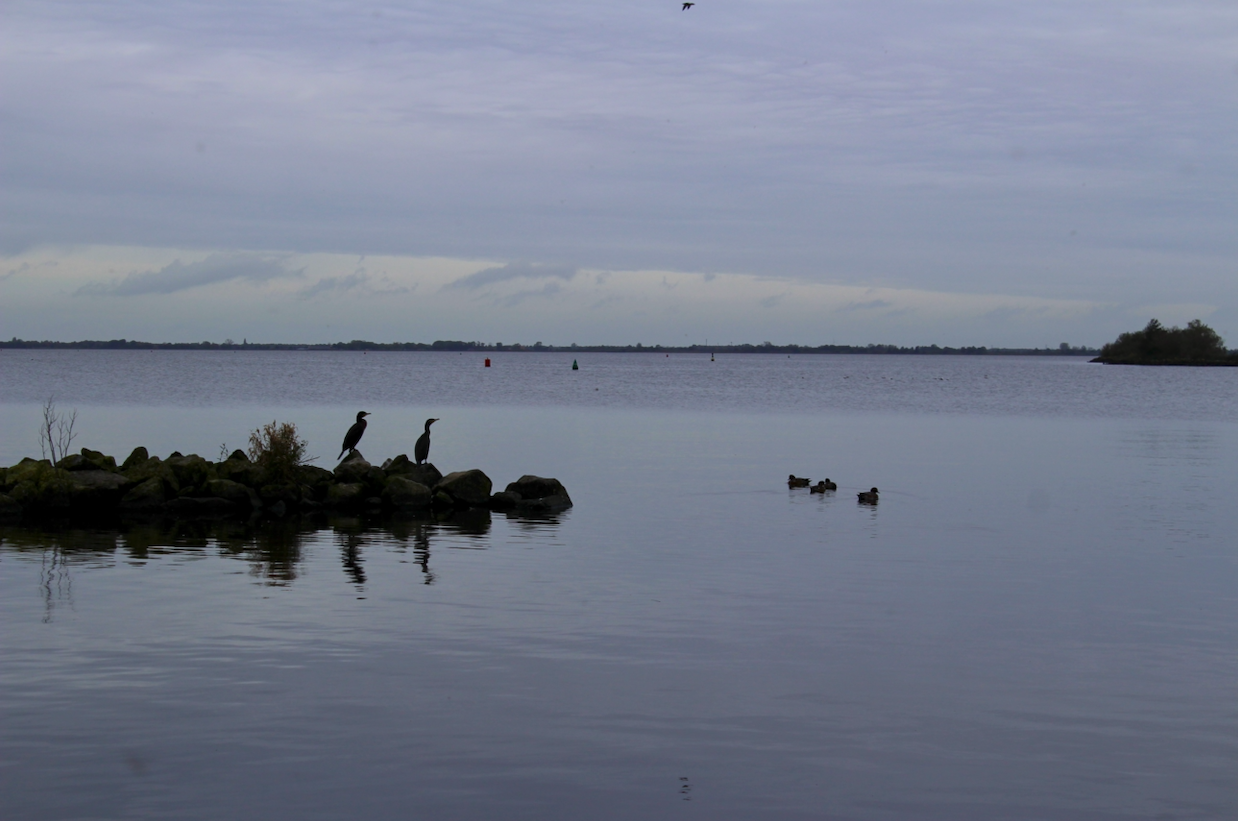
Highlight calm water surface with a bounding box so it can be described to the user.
[1,352,1236,820]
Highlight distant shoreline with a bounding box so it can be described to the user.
[0,339,1099,356]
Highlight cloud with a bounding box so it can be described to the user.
[298,269,414,299]
[446,262,577,290]
[501,281,563,307]
[76,253,300,296]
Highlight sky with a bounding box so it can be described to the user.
[2,1,1236,347]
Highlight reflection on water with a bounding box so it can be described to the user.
[0,509,561,593]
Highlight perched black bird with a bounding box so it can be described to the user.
[683,2,694,9]
[414,418,439,465]
[338,411,370,459]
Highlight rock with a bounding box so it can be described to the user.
[500,475,573,513]
[165,454,213,489]
[436,469,492,507]
[266,500,287,518]
[259,483,300,508]
[81,448,118,472]
[216,454,259,486]
[487,490,521,510]
[64,469,130,511]
[326,482,367,510]
[56,454,94,471]
[296,465,336,491]
[0,493,21,520]
[6,458,53,488]
[505,475,571,503]
[121,447,149,471]
[119,477,168,512]
[405,464,442,488]
[334,453,386,489]
[381,455,441,487]
[124,457,180,494]
[382,476,432,510]
[203,479,262,510]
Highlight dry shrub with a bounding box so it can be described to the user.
[248,420,310,485]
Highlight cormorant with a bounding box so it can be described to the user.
[857,487,879,504]
[788,474,810,488]
[683,2,694,9]
[339,411,370,459]
[414,418,439,465]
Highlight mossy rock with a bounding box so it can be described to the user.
[326,482,367,510]
[165,454,214,489]
[57,449,118,473]
[7,458,54,488]
[216,455,260,486]
[203,479,262,510]
[119,477,168,512]
[382,476,432,510]
[436,469,492,507]
[121,447,150,471]
[124,457,180,494]
[334,453,386,489]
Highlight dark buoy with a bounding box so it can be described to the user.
[572,359,579,370]
[485,358,491,367]
[710,352,715,361]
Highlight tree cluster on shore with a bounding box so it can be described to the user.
[1,337,1099,355]
[1092,319,1235,366]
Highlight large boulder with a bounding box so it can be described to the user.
[436,469,492,507]
[334,453,386,489]
[326,482,367,510]
[203,479,262,511]
[120,447,149,471]
[382,455,442,486]
[382,476,432,510]
[57,448,118,473]
[119,477,168,512]
[124,457,180,494]
[216,452,260,486]
[65,469,130,511]
[495,475,573,513]
[296,465,336,497]
[165,454,214,490]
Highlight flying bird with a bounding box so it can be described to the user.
[414,418,439,465]
[682,2,694,9]
[339,411,370,460]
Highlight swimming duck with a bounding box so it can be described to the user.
[788,474,810,488]
[857,487,879,504]
[809,481,827,494]
[821,478,837,490]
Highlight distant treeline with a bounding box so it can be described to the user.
[1,337,1101,355]
[1093,319,1236,366]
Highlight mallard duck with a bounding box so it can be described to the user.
[788,474,810,488]
[857,487,879,504]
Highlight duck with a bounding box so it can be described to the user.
[810,479,837,494]
[788,474,811,488]
[857,487,879,504]
[821,478,837,490]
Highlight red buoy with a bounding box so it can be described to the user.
[484,358,491,367]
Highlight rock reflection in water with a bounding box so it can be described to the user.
[0,507,562,593]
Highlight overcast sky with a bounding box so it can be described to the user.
[2,1,1236,346]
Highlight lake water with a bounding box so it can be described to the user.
[2,352,1236,820]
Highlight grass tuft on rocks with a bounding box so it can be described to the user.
[247,421,310,485]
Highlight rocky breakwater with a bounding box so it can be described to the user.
[0,448,571,523]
